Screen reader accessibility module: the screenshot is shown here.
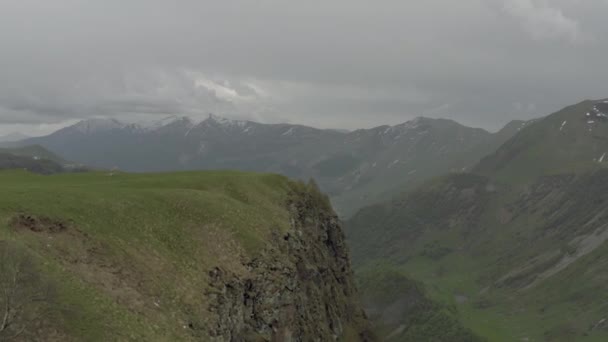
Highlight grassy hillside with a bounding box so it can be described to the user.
[348,171,608,341]
[0,153,64,175]
[0,145,84,175]
[475,100,608,183]
[0,145,66,164]
[0,170,370,341]
[347,100,608,341]
[357,262,484,342]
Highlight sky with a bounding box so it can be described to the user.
[0,0,607,136]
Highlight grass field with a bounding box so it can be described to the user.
[0,169,294,340]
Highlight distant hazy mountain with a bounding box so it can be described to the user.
[0,145,66,163]
[0,132,29,143]
[0,145,67,174]
[346,99,608,340]
[0,145,90,175]
[20,114,521,216]
[328,117,525,217]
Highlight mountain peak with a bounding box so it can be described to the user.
[71,118,126,134]
[396,116,427,128]
[382,116,450,135]
[135,115,194,132]
[202,113,249,128]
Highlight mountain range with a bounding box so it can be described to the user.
[7,100,608,342]
[10,114,524,217]
[346,99,608,341]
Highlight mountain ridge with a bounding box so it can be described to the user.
[16,114,525,217]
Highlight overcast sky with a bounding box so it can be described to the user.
[0,0,607,136]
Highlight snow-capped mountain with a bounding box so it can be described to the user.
[131,115,194,133]
[70,118,126,134]
[19,114,521,216]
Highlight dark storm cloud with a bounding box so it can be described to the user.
[0,0,607,135]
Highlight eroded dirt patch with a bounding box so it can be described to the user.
[10,214,70,233]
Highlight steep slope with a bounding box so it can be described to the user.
[346,100,608,341]
[0,170,372,341]
[20,115,520,217]
[475,100,608,183]
[357,262,483,342]
[327,117,508,217]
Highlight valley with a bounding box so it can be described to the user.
[346,100,608,341]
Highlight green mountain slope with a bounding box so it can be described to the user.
[0,147,65,175]
[475,100,608,183]
[328,117,520,217]
[0,153,64,175]
[0,170,372,341]
[347,100,608,341]
[357,262,484,342]
[0,145,66,164]
[0,145,86,174]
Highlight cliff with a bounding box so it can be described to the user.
[0,171,372,341]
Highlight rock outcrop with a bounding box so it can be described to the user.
[204,183,374,341]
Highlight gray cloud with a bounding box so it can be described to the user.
[0,0,607,136]
[502,0,587,43]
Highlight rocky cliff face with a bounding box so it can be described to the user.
[203,184,374,342]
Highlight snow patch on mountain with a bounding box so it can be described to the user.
[72,118,126,134]
[388,159,400,168]
[207,114,248,128]
[282,127,295,136]
[136,115,195,132]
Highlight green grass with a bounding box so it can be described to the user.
[356,261,484,341]
[347,168,608,341]
[0,169,295,340]
[386,248,608,342]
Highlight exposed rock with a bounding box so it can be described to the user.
[203,185,374,341]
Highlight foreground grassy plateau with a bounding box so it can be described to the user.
[0,170,371,341]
